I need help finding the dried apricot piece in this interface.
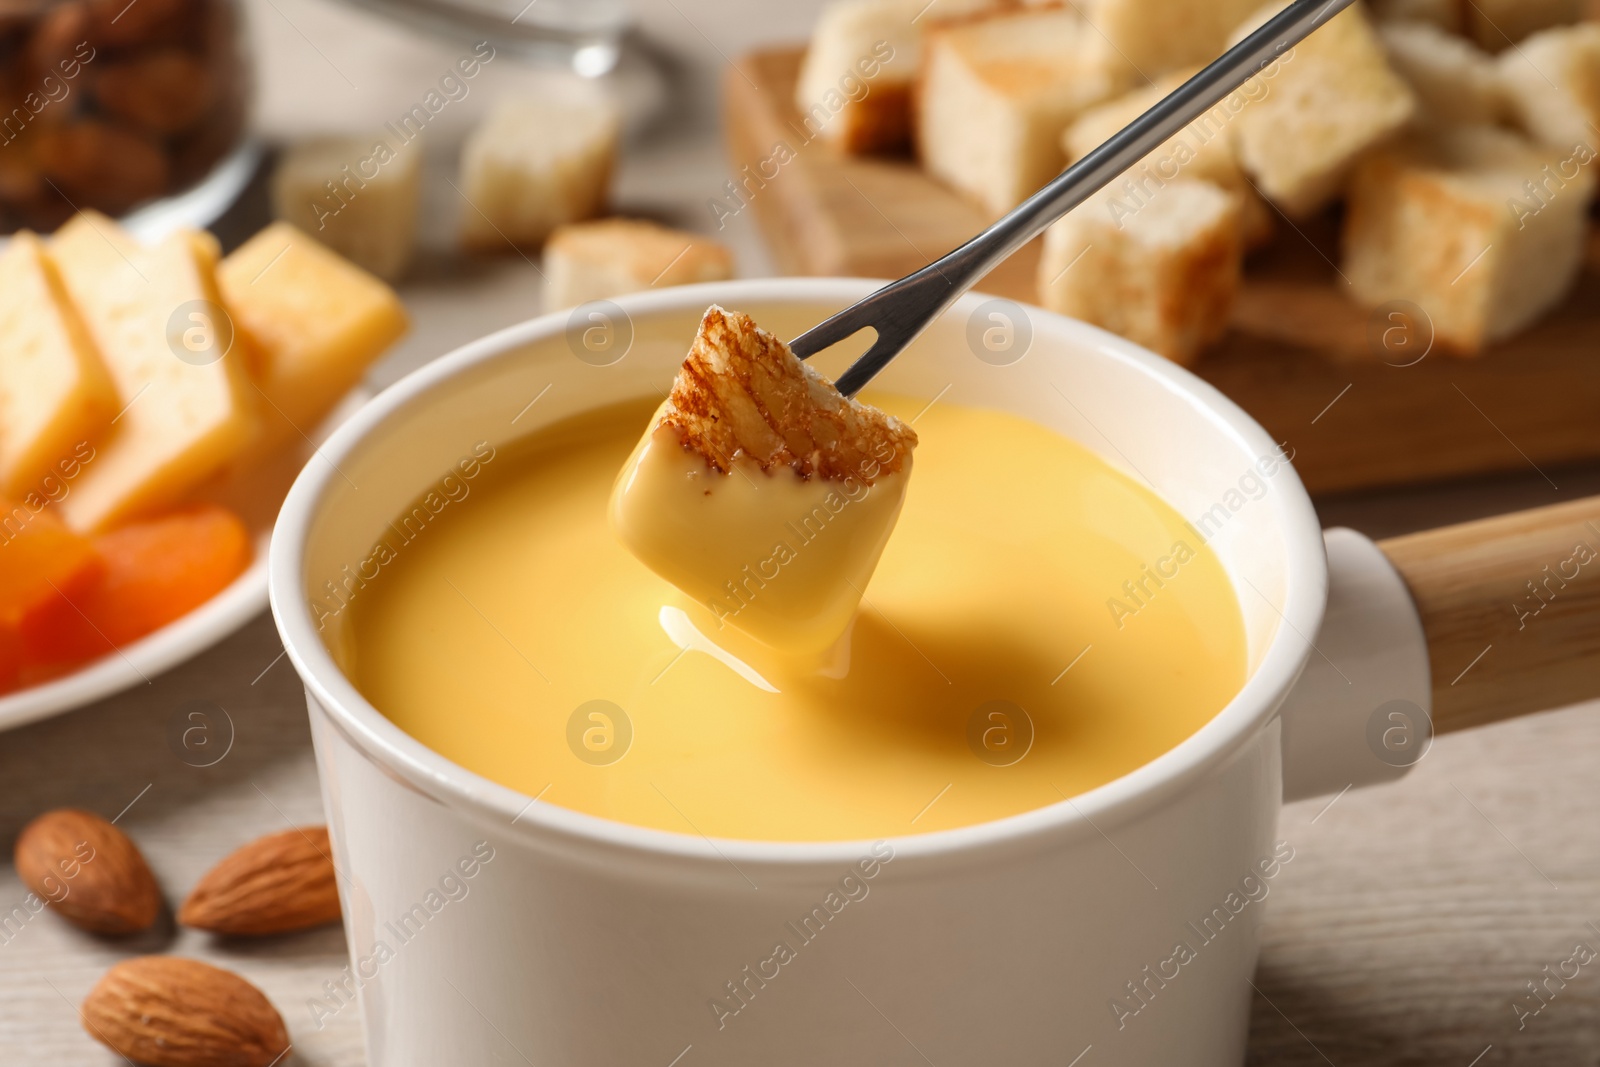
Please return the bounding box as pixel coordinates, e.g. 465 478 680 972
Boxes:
22 504 250 667
0 497 101 623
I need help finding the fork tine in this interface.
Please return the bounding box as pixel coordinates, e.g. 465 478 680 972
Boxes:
790 264 958 387
833 331 906 398
787 297 887 361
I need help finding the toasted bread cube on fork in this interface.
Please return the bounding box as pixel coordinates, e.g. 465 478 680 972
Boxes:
611 306 918 654
1498 23 1600 149
916 6 1124 217
1380 20 1509 125
543 219 733 310
459 95 619 252
1037 179 1242 366
1228 2 1416 217
646 306 916 482
1344 125 1595 354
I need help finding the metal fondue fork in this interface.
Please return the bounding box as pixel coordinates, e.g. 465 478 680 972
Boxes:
788 0 1356 396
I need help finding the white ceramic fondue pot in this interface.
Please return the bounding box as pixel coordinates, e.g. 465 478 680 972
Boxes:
270 279 1600 1067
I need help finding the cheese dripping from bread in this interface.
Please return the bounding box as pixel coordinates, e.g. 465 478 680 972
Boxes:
610 306 918 655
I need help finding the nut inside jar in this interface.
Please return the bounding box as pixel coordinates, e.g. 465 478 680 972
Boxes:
0 0 249 233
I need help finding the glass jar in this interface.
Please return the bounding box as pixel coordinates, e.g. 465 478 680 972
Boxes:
0 0 252 234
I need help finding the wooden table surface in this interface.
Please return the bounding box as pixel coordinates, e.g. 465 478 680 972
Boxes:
6 1 1600 1063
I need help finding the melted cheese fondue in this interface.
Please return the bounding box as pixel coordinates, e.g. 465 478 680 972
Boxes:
339 397 1246 842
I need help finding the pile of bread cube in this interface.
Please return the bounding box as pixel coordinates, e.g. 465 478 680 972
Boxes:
797 0 1600 363
269 89 735 311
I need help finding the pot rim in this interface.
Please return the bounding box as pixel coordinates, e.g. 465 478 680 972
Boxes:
269 278 1326 872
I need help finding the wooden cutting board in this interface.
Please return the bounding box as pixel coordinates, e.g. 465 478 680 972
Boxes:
723 47 1600 496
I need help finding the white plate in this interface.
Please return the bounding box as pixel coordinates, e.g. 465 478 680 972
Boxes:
0 537 271 732
0 388 370 733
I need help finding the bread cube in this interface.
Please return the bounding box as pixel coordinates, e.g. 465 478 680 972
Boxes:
794 0 1000 154
1063 70 1274 247
611 306 917 654
217 223 409 452
1036 178 1242 365
51 215 258 531
1064 71 1237 189
796 0 911 153
1465 0 1583 50
1499 23 1600 148
543 219 732 310
917 6 1123 217
271 135 421 282
1344 125 1595 354
0 232 119 499
459 95 618 252
1080 0 1268 83
1370 0 1463 32
1228 3 1416 217
1380 21 1508 125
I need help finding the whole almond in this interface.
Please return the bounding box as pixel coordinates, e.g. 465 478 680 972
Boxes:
81 956 290 1067
14 808 160 934
179 826 341 936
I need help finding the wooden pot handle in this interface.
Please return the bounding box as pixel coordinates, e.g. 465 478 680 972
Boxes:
1379 495 1600 735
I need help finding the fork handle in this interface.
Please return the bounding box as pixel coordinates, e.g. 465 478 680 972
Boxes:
790 0 1358 395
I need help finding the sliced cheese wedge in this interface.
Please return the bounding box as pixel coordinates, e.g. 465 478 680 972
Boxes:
611 306 918 655
0 232 119 499
51 212 258 532
216 222 409 451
